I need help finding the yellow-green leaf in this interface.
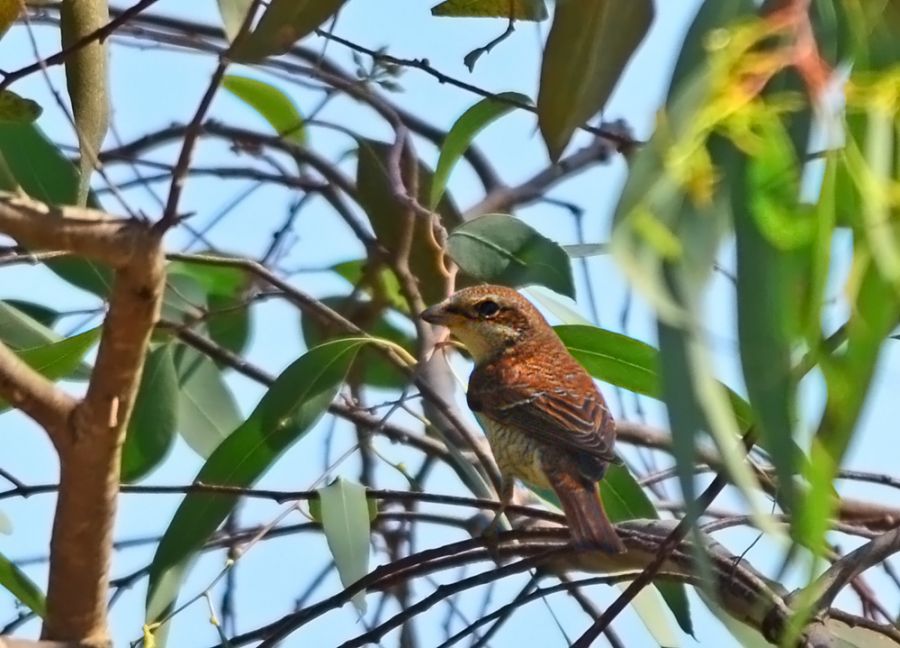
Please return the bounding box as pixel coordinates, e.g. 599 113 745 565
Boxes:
232 0 346 62
431 0 547 21
0 91 42 123
318 477 371 614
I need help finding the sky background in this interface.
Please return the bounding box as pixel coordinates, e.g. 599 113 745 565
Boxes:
1 1 899 647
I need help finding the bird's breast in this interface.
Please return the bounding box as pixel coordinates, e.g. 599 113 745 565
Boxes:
482 418 550 489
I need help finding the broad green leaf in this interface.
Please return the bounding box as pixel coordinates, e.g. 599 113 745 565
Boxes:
431 0 548 20
217 0 255 41
332 259 407 313
537 0 653 160
555 325 658 396
232 0 346 62
14 326 100 381
430 92 531 208
173 345 242 458
447 213 575 298
206 292 252 357
121 344 179 483
4 300 59 329
0 550 46 618
0 301 61 350
317 477 371 614
223 75 306 145
60 0 109 205
146 338 364 626
166 258 248 296
356 139 461 305
0 90 42 123
0 123 111 294
301 296 414 389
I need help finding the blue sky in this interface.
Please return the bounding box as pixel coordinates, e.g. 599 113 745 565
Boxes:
2 1 899 646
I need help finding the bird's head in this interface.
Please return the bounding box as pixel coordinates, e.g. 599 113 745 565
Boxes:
419 285 551 363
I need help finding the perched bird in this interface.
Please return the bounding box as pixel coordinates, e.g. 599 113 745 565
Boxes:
420 285 625 553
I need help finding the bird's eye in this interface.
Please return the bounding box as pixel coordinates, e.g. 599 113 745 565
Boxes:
475 299 500 318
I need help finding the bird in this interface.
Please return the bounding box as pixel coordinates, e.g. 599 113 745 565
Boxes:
420 284 625 553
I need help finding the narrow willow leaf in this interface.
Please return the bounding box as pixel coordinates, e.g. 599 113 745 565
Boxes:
430 92 531 208
232 0 345 62
3 300 59 329
0 551 46 618
223 75 306 145
447 213 575 298
60 0 109 205
537 0 653 160
217 0 255 42
173 346 242 458
121 344 179 483
146 338 365 627
318 477 371 614
431 0 547 20
0 90 42 123
0 123 111 293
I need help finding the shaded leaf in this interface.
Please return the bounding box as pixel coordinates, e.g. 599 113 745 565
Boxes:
447 213 575 298
13 327 100 381
146 338 365 625
217 0 255 41
4 300 59 329
318 477 371 613
562 243 607 258
0 0 21 39
0 123 111 293
173 345 243 458
537 0 653 160
60 0 109 205
431 0 547 20
223 75 306 145
232 0 346 62
0 301 61 350
356 139 460 304
0 90 42 123
0 550 45 618
431 91 532 208
332 259 408 313
122 344 179 483
301 296 414 389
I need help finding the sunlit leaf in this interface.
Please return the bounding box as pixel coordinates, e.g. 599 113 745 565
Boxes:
0 509 10 535
447 213 575 298
232 0 346 62
0 550 46 618
146 338 365 627
173 346 243 458
0 91 42 123
431 0 547 20
13 326 100 382
537 0 653 160
217 0 255 41
223 75 306 145
431 92 530 209
317 477 371 614
122 344 179 483
0 0 21 39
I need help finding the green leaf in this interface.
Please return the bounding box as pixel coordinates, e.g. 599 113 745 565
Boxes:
0 509 10 535
231 0 346 62
0 550 46 618
3 300 59 329
206 292 252 357
562 243 607 258
60 0 109 205
223 75 306 145
317 477 371 614
332 259 408 313
431 0 548 20
121 344 179 483
217 0 255 41
447 213 575 298
173 346 243 458
537 0 653 160
0 123 111 294
301 296 414 389
14 326 100 381
0 0 21 40
356 139 461 304
431 92 530 209
0 301 61 350
555 325 658 395
146 338 364 626
524 286 593 325
0 90 42 123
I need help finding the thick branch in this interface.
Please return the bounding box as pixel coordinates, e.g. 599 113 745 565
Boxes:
0 342 76 437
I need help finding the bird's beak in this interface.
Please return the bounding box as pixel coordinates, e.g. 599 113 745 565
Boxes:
420 302 450 325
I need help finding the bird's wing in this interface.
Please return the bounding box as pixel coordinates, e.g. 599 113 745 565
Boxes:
477 382 617 463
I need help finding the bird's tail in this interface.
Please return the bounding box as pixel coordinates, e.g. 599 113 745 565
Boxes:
552 478 625 554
